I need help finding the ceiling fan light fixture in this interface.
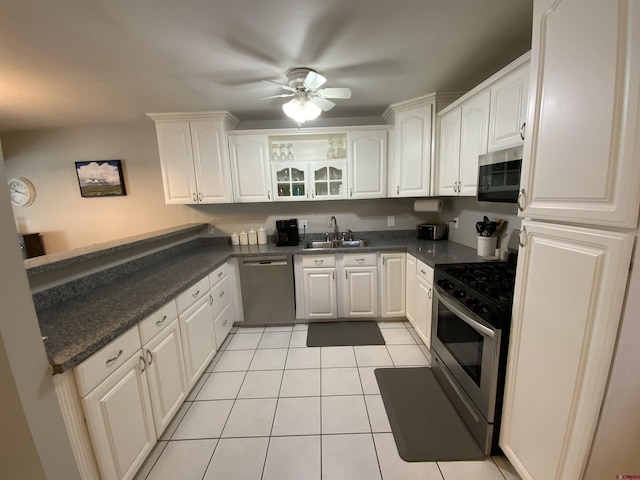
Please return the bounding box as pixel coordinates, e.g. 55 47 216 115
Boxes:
282 95 321 123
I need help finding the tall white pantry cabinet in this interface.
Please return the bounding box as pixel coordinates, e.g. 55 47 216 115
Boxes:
499 1 640 480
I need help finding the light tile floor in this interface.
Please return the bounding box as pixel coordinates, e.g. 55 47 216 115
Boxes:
135 321 521 480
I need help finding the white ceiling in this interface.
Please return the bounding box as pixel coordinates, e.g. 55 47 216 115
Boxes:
0 0 532 133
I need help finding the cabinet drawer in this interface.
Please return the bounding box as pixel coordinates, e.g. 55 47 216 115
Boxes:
176 276 210 314
343 253 377 267
138 300 179 345
208 263 229 288
302 255 336 267
75 327 142 397
214 303 234 350
211 275 232 319
416 259 434 283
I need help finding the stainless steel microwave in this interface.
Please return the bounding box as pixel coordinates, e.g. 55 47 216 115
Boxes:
477 146 523 203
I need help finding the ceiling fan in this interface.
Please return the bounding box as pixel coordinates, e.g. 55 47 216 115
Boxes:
263 68 352 123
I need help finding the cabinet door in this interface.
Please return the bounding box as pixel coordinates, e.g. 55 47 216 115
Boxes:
405 254 417 324
272 163 309 201
414 277 432 348
343 267 378 318
500 221 633 480
393 104 433 197
519 0 640 228
179 295 217 389
155 121 197 205
310 161 347 200
229 135 272 203
459 90 490 195
213 302 234 350
349 130 387 199
190 119 233 203
144 319 188 437
379 253 406 317
82 352 155 480
488 63 529 152
303 268 337 319
437 107 462 196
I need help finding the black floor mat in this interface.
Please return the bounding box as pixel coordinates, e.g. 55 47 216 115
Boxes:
375 367 485 462
306 321 385 347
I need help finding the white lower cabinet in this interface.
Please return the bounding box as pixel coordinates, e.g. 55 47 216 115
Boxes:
143 318 188 435
405 254 418 323
179 293 217 389
303 267 338 319
82 351 155 480
414 260 434 347
379 253 406 317
343 253 378 318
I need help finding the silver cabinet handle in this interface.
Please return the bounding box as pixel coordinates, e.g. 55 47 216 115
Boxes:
209 294 213 305
517 188 526 212
332 270 335 280
355 258 365 263
192 290 200 298
307 192 309 198
519 226 527 248
428 287 432 300
217 271 223 278
139 355 146 373
219 291 225 297
312 190 315 198
420 269 426 275
198 192 203 202
146 349 153 366
520 122 526 140
106 349 123 366
346 271 348 279
155 315 167 327
223 319 228 326
396 186 399 195
268 190 271 200
350 188 353 197
192 193 197 202
314 259 324 265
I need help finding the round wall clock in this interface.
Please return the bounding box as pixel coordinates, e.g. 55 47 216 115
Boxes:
8 177 36 207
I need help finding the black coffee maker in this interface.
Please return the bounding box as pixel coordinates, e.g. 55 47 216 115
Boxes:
275 219 299 246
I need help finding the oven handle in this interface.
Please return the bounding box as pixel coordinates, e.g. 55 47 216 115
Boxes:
435 286 495 338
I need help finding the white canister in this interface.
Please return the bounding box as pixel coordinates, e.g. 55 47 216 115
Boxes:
239 230 248 245
257 226 267 245
477 236 498 257
248 228 258 245
230 232 239 246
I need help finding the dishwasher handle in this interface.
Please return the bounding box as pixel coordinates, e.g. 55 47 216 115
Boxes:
242 257 289 267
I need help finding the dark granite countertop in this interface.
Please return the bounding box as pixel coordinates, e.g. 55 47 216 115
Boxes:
38 233 482 373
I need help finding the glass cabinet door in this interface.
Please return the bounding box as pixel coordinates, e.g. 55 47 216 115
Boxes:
272 164 308 201
310 161 347 200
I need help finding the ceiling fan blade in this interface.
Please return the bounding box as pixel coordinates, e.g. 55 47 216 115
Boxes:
262 79 296 92
311 96 336 111
317 87 352 99
261 93 295 99
303 71 327 90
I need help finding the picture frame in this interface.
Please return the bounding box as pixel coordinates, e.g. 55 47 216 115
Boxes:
75 160 126 197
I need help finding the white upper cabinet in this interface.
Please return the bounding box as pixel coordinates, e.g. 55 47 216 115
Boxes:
149 112 237 205
519 0 640 228
437 107 462 196
228 134 273 203
349 130 387 199
459 90 491 195
488 63 529 152
386 98 434 197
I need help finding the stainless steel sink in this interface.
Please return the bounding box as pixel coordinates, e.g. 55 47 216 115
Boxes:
305 239 368 249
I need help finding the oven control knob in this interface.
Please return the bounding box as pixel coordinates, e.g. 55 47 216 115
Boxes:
465 298 477 309
473 303 489 316
437 279 454 291
453 289 465 300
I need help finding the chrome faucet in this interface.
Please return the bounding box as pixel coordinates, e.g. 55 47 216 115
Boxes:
329 216 338 241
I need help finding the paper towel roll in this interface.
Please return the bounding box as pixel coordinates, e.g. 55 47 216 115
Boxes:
413 199 442 212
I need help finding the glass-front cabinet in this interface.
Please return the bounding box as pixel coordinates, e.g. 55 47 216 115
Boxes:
272 164 308 201
310 161 347 200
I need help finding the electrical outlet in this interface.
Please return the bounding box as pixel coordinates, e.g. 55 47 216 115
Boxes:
300 219 308 229
387 215 396 227
452 217 459 229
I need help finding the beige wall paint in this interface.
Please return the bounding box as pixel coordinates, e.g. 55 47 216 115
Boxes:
2 123 437 254
0 147 81 479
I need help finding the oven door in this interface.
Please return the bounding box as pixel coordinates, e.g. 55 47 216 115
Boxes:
432 286 502 422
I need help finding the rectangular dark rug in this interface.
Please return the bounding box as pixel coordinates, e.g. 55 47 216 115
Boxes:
375 367 485 462
306 321 385 347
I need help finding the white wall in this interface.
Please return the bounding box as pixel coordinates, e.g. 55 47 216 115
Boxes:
0 145 81 479
2 123 436 254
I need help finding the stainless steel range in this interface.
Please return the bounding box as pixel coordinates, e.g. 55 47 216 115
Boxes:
432 259 516 455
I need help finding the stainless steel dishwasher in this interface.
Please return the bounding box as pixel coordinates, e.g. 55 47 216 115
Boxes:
238 255 296 325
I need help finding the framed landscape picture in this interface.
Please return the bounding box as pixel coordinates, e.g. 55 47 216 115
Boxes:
75 160 126 197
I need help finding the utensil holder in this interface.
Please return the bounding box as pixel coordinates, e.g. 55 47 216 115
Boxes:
477 236 498 257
